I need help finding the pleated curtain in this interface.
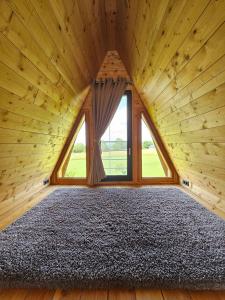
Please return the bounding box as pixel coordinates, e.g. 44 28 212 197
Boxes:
88 78 128 185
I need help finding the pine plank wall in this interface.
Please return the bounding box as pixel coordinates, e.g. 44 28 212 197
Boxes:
117 0 225 217
0 0 225 221
0 0 112 208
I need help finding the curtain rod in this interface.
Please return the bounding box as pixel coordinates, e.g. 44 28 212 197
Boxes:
93 78 133 85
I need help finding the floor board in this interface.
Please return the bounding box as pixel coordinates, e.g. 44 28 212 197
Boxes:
136 289 164 300
108 289 136 300
0 289 225 300
162 289 191 300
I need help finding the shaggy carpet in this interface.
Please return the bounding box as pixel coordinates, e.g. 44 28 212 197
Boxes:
0 187 225 289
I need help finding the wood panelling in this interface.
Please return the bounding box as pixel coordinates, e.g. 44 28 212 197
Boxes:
104 0 117 50
116 0 225 215
1 0 225 295
1 0 225 222
96 50 130 79
0 0 108 205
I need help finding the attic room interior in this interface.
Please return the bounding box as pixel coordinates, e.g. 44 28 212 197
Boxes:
0 0 225 299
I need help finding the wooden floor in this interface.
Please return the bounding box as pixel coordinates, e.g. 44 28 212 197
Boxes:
0 185 225 300
0 288 225 300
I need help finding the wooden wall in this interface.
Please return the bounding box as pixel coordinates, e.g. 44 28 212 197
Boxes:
0 0 108 210
116 0 225 216
1 0 225 219
96 50 130 80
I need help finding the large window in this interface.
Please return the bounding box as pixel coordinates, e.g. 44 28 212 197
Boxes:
53 91 177 184
101 92 132 181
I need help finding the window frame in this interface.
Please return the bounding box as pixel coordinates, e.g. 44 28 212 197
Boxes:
136 108 179 185
51 88 179 186
140 113 172 179
57 115 88 180
101 90 132 182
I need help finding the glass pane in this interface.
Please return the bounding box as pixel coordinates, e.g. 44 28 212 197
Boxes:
142 117 168 177
101 95 128 176
62 120 86 178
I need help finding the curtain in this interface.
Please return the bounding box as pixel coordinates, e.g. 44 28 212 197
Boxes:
88 78 128 185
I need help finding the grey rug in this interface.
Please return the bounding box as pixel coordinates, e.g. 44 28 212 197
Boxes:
0 187 225 290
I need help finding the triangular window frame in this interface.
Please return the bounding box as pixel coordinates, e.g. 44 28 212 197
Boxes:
58 115 87 179
137 103 179 184
51 106 90 185
141 114 171 178
51 89 178 186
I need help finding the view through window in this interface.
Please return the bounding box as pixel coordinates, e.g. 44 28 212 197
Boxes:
141 116 170 177
58 102 171 180
60 118 86 178
101 95 128 176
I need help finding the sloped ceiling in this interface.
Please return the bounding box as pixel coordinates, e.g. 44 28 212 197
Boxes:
116 0 225 215
0 0 109 204
0 0 225 217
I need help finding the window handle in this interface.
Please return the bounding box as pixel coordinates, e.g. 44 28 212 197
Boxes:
128 147 132 156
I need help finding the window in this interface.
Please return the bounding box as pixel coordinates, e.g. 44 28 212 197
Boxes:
52 91 178 185
141 115 171 177
58 116 86 178
100 92 132 181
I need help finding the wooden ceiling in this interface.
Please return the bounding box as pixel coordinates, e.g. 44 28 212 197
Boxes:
116 0 225 216
0 0 225 217
0 0 109 205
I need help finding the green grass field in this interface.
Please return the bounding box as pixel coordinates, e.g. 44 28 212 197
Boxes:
142 149 165 177
64 149 165 178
